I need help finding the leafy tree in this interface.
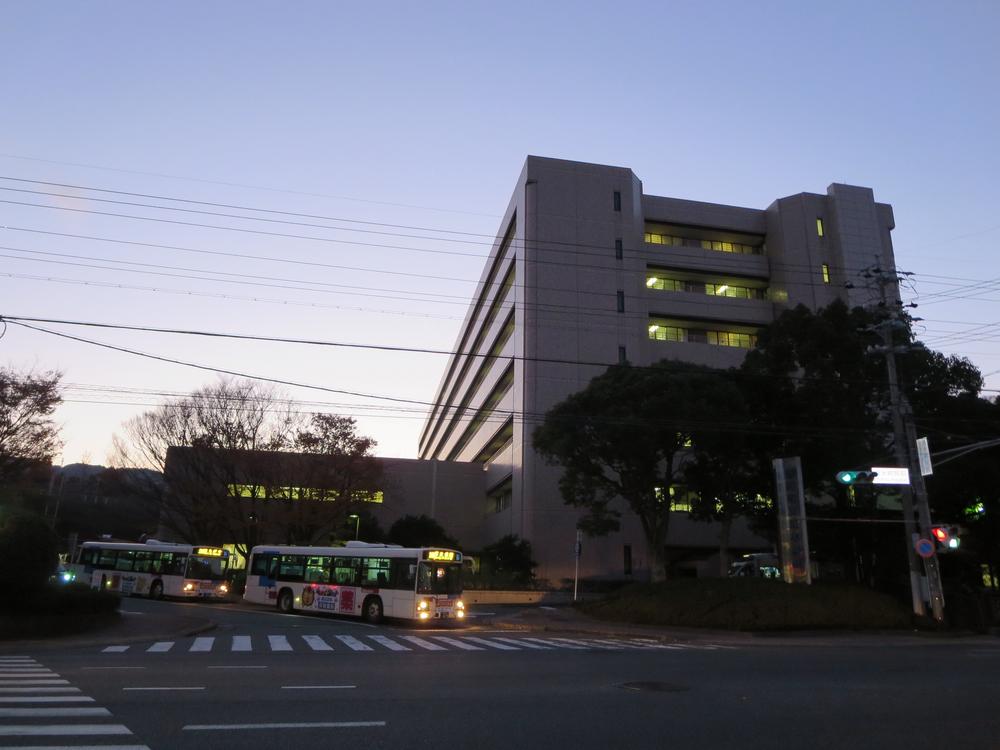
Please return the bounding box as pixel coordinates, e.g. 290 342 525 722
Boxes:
533 362 747 580
478 534 536 588
387 515 458 549
0 368 62 482
0 510 58 597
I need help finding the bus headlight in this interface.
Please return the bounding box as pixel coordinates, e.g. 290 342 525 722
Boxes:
183 582 195 592
419 612 430 620
417 599 430 611
456 609 465 619
455 600 465 610
218 584 229 594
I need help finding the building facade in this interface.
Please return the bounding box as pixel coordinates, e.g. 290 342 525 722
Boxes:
418 156 898 583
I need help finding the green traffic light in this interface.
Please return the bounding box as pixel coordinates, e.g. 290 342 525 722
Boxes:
835 470 878 485
836 471 858 484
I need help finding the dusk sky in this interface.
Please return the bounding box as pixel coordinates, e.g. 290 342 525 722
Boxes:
2 1 998 465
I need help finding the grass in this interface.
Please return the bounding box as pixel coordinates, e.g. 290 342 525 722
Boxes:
578 578 912 631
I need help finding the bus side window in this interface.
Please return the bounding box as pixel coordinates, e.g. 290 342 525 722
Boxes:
150 552 163 575
361 557 390 587
250 554 272 577
133 551 152 573
98 549 117 568
391 559 416 590
277 555 305 582
333 557 359 586
172 554 189 577
304 556 331 583
115 550 136 572
79 548 95 566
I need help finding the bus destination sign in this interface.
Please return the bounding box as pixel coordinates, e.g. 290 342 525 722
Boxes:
195 547 225 558
425 549 460 562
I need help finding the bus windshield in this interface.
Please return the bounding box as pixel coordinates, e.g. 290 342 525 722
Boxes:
187 555 228 581
416 563 462 595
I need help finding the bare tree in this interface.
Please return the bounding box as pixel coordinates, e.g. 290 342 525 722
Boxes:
0 367 62 482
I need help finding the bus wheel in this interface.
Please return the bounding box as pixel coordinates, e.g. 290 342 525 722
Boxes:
149 580 163 600
277 588 295 614
362 596 383 624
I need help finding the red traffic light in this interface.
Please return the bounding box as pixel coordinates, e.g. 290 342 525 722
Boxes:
931 527 949 543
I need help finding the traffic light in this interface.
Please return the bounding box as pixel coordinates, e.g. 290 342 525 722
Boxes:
835 470 879 485
931 525 961 551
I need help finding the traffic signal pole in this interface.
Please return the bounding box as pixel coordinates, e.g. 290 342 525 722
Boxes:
871 267 945 622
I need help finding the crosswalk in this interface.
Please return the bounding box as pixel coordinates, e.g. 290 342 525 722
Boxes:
99 633 733 655
0 654 149 748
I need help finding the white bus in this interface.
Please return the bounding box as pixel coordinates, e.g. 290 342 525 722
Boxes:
72 540 231 600
243 541 465 623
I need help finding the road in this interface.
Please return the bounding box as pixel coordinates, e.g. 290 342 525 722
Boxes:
2 598 999 749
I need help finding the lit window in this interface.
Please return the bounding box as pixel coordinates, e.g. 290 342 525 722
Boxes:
822 264 830 284
816 218 825 237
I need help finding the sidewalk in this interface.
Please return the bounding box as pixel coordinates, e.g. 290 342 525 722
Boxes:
481 604 999 648
0 610 215 654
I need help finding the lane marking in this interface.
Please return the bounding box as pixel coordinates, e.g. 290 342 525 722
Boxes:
335 635 372 651
398 636 446 651
521 638 586 650
367 635 409 652
207 665 267 669
183 721 386 731
268 635 292 652
82 667 146 671
0 695 94 703
547 637 616 650
0 687 81 694
0 707 112 717
302 635 333 652
0 746 150 750
190 637 214 652
462 637 521 651
103 646 129 653
231 635 252 652
492 637 551 650
146 642 173 653
280 685 356 690
0 680 69 686
430 637 483 651
0 723 133 736
123 687 205 691
0 672 59 678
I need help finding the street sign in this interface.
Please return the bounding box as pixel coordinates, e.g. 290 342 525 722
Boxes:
916 437 933 476
871 466 911 485
914 537 935 559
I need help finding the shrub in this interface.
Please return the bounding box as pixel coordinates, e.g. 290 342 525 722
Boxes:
0 510 58 597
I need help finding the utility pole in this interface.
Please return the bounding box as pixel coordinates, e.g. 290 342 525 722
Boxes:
865 265 945 622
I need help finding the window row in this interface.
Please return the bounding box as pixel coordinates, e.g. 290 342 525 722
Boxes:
644 232 762 255
647 324 758 349
250 553 414 589
646 275 767 300
226 485 384 504
78 548 189 576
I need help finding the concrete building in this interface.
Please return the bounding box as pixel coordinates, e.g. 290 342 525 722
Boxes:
418 156 898 584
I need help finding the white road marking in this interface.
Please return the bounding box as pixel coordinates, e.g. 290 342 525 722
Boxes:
207 665 267 669
398 636 446 651
190 637 214 652
335 635 372 651
302 635 333 652
0 746 150 750
547 637 616 650
231 636 252 652
521 637 587 650
462 637 521 651
123 687 205 691
0 707 111 717
0 672 58 678
0 696 94 703
0 687 81 693
82 667 145 671
430 637 483 651
0 723 133 736
280 685 356 690
0 667 52 671
102 646 130 653
0 680 69 686
368 635 409 651
268 635 292 652
183 721 386 731
492 637 551 649
146 642 173 653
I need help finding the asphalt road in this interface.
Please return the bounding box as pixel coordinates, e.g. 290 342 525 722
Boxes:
3 598 999 750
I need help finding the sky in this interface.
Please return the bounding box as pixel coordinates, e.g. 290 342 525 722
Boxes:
1 1 998 466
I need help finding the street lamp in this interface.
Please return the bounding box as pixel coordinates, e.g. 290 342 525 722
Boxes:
348 514 360 541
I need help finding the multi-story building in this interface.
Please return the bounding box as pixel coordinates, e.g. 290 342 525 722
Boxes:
418 156 898 584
